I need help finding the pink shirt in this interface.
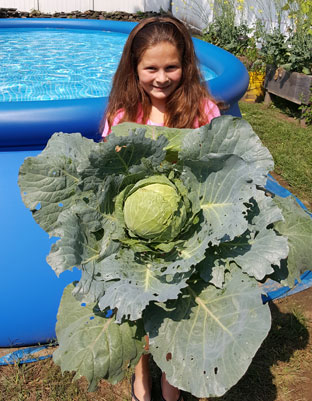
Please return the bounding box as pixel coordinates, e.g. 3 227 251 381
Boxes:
102 99 220 137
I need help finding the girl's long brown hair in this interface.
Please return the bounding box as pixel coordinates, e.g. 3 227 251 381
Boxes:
102 15 217 132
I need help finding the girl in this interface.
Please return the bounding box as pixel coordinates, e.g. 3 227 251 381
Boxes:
101 15 220 401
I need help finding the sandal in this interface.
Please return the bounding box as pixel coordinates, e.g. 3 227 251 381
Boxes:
131 373 153 401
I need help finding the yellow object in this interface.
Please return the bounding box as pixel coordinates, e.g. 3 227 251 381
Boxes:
243 71 265 102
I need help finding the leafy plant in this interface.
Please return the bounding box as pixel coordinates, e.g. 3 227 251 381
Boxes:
300 92 312 125
285 33 312 74
18 116 312 398
203 15 266 72
260 28 312 74
260 28 289 68
203 17 252 57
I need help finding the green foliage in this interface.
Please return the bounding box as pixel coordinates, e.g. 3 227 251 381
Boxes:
286 33 312 74
260 29 289 67
300 93 312 125
260 29 312 74
282 0 312 35
202 16 266 72
200 0 311 74
203 17 252 56
18 116 312 398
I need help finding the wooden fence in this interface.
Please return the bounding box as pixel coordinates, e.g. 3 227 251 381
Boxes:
0 0 289 31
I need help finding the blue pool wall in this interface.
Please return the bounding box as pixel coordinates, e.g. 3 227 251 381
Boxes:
0 19 249 347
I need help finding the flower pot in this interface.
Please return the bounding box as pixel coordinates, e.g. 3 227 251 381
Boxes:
243 71 265 102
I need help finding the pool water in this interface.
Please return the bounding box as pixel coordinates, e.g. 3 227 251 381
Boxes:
0 28 217 102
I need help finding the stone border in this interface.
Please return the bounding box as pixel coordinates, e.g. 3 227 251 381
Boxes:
0 7 162 21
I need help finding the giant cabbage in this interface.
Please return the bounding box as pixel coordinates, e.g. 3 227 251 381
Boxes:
18 115 312 398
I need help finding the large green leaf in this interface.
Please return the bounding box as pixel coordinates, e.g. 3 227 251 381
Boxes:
248 190 284 228
97 248 191 322
47 204 121 277
145 265 271 398
182 155 254 244
86 130 167 176
111 122 192 162
180 116 274 186
18 133 94 235
272 196 312 286
199 191 289 284
200 227 288 283
54 283 146 391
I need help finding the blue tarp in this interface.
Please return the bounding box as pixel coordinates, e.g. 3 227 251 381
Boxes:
0 345 53 366
262 174 312 302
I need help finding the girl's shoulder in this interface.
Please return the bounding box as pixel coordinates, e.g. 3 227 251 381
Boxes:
194 98 220 128
202 98 220 120
102 109 125 138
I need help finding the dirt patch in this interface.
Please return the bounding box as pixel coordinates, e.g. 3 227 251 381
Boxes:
271 289 312 401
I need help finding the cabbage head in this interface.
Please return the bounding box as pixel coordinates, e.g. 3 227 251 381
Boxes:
18 115 312 398
120 175 187 242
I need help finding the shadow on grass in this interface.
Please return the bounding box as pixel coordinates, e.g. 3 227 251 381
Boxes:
150 301 309 401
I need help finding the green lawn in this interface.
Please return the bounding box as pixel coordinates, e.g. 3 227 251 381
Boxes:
239 101 312 209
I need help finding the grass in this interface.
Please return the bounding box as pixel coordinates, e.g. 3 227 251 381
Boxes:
239 101 312 209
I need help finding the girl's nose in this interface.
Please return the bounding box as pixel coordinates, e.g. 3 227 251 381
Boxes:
156 70 169 84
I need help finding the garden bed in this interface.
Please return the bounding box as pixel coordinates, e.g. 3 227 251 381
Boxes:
264 66 312 105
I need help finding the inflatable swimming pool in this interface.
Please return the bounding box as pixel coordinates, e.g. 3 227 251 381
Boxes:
0 19 249 347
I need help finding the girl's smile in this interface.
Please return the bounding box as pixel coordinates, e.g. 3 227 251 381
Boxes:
137 41 182 108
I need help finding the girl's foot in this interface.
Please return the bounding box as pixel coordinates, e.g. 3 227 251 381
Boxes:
132 354 152 401
160 372 183 401
132 373 152 401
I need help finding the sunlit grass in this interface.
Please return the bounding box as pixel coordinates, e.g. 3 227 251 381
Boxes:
239 101 312 209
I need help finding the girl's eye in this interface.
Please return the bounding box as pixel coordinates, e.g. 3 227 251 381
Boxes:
167 66 179 71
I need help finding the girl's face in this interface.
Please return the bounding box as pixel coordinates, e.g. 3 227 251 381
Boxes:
137 41 182 108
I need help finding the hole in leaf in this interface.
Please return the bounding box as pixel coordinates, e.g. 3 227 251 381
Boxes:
81 303 86 307
203 371 206 375
166 353 172 361
90 316 95 320
214 367 218 374
59 203 63 207
153 293 158 297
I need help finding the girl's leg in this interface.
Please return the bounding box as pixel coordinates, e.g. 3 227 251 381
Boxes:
132 354 152 401
161 372 183 401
